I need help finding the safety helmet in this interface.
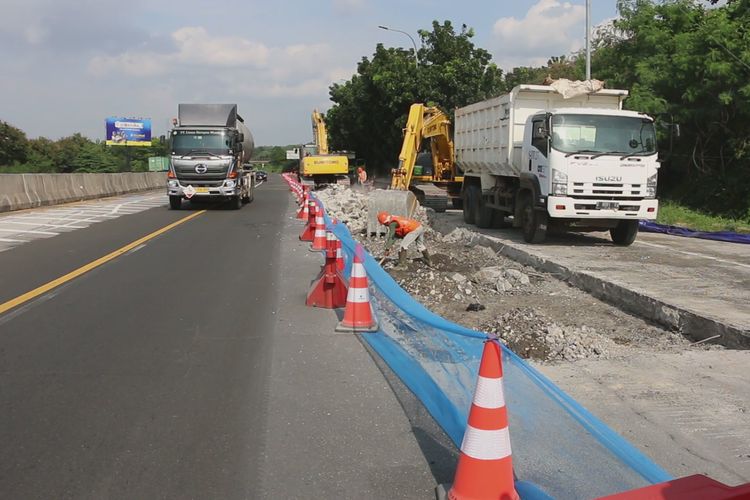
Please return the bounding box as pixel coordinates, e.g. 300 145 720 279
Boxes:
377 211 391 225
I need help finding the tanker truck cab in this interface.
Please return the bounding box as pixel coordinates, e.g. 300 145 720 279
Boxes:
521 108 659 244
167 104 255 210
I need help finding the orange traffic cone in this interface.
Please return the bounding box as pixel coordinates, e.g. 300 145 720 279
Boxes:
306 230 348 308
299 200 316 241
297 190 309 219
335 248 378 332
310 212 327 251
442 339 518 500
335 238 345 272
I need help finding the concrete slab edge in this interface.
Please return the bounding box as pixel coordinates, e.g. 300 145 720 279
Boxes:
433 224 749 349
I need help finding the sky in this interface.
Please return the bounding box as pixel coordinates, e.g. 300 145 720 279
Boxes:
0 0 618 146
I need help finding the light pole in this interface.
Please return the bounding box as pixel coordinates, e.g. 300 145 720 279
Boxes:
378 25 419 69
585 0 591 80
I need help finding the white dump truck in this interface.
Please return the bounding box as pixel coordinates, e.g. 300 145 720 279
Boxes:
456 84 660 245
167 104 255 210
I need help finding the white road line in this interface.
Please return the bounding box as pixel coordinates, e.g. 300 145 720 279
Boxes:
0 228 58 235
0 237 27 243
0 221 87 229
637 241 750 270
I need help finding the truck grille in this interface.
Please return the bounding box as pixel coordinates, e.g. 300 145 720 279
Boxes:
571 182 643 198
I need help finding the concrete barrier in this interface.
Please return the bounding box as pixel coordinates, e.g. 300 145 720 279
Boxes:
0 172 165 213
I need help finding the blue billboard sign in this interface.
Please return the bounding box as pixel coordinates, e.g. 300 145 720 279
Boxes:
106 117 152 146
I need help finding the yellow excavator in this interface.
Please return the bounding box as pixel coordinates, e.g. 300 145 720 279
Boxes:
366 103 463 235
389 103 463 212
298 110 350 187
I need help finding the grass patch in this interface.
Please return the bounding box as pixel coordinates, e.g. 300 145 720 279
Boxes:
657 201 750 234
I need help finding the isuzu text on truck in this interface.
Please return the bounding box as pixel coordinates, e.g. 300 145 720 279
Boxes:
456 84 660 245
167 104 255 210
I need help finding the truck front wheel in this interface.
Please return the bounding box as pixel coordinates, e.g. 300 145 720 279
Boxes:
521 195 547 243
610 220 639 246
169 196 182 210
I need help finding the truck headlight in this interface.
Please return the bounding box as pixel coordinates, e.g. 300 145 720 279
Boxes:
646 173 657 198
552 169 568 196
168 180 178 188
225 179 236 188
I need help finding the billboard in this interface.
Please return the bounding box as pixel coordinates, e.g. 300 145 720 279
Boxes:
106 117 152 146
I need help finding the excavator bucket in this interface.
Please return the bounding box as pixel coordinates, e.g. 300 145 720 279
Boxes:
366 189 419 236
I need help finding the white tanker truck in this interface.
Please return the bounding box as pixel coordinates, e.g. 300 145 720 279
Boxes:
167 104 255 209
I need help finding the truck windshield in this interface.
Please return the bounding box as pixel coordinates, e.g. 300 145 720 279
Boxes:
551 114 656 156
171 130 231 155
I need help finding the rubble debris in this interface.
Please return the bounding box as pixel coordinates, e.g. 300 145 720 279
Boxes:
314 184 696 363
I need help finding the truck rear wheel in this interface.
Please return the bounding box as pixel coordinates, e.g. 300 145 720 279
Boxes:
462 186 476 224
521 195 547 243
169 196 181 210
473 189 493 229
610 220 639 246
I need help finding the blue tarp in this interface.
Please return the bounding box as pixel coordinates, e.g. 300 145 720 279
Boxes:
313 196 671 499
640 220 750 244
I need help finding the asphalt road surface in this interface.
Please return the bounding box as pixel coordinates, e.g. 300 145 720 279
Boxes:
0 177 438 499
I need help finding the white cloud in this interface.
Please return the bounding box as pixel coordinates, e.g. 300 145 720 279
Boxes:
492 0 585 69
332 0 366 15
171 27 270 67
87 26 343 100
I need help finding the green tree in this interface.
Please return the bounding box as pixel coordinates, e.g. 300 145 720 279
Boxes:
326 20 505 169
0 120 29 166
593 0 750 216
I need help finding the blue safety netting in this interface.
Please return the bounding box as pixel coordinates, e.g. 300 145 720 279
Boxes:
311 195 671 499
640 220 750 244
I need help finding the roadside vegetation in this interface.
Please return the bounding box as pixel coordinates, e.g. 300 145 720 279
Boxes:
657 201 750 234
0 125 168 173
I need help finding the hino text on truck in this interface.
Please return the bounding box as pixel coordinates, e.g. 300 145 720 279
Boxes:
456 81 660 246
167 104 255 210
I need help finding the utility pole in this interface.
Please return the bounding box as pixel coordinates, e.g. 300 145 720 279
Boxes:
585 0 591 80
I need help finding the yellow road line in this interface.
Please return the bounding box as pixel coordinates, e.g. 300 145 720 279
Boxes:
0 210 206 316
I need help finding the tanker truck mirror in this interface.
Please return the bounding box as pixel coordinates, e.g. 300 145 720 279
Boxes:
237 133 245 142
235 143 244 153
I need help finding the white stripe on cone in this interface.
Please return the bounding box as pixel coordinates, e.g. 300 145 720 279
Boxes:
460 426 512 461
351 263 367 278
346 287 369 303
473 375 506 409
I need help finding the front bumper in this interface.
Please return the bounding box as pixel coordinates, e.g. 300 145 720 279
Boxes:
167 181 240 198
547 196 658 220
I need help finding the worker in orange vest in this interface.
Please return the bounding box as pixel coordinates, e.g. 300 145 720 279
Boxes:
377 211 431 266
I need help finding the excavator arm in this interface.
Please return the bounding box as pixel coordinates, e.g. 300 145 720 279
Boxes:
311 110 329 155
423 107 455 182
391 104 425 190
391 104 456 190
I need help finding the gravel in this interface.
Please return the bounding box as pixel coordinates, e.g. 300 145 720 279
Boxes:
314 185 698 362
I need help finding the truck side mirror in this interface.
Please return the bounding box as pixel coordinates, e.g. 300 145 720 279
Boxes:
237 133 245 142
235 143 244 153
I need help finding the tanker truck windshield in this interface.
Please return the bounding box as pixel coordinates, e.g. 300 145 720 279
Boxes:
551 114 656 157
171 130 232 156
